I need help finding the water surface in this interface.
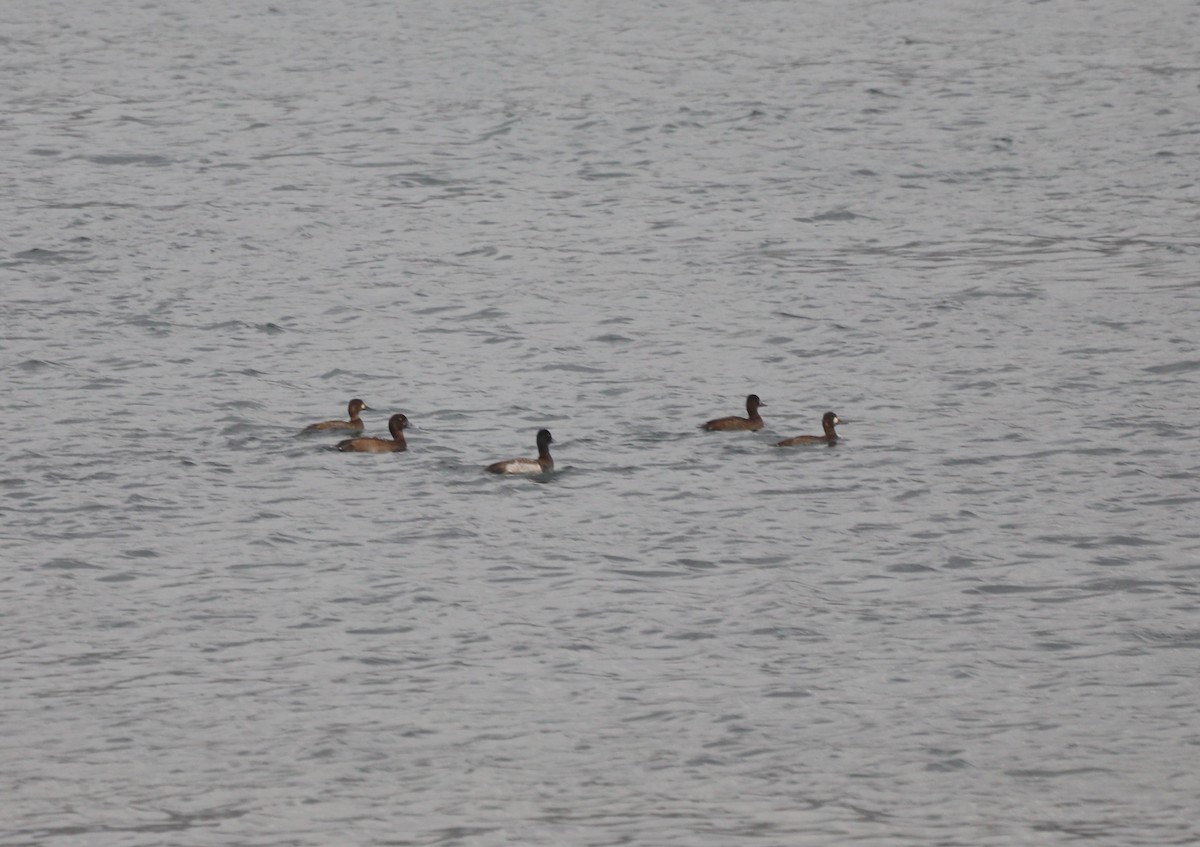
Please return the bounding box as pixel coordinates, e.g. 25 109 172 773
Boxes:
3 0 1199 844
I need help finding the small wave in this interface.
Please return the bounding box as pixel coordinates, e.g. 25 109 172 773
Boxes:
12 248 88 264
86 153 173 166
810 209 860 222
540 363 605 373
967 584 1049 594
42 558 101 570
12 358 64 372
1143 359 1200 375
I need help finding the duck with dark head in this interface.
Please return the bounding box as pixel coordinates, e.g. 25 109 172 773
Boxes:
337 413 408 453
701 394 765 431
487 429 554 474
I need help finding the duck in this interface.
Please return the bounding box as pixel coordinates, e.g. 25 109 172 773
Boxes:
336 413 408 453
701 394 765 431
486 429 554 474
775 412 841 447
306 398 370 432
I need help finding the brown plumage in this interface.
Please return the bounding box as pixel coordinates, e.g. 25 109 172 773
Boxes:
306 398 370 431
337 414 408 453
775 412 841 447
701 394 765 431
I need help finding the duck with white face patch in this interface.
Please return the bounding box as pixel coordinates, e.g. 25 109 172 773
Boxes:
305 398 370 432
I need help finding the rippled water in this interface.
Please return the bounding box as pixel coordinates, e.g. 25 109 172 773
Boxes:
4 0 1200 843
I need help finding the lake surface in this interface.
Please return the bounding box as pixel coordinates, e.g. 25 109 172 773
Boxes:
3 0 1199 844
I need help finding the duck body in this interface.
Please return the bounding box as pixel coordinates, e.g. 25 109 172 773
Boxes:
306 398 370 432
775 412 841 447
487 429 554 474
702 394 765 431
337 413 408 453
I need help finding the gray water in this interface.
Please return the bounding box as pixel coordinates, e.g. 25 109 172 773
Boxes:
4 0 1200 843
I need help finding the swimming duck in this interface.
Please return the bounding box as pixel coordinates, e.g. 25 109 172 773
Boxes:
306 398 370 431
701 394 765 431
775 412 841 447
486 429 554 474
336 413 408 453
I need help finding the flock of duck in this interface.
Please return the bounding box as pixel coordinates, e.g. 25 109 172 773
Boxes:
304 394 842 474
